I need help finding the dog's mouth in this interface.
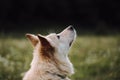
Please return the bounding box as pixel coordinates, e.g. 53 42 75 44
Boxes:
69 40 73 46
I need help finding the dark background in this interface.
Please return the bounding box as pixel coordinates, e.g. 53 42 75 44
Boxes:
0 0 119 35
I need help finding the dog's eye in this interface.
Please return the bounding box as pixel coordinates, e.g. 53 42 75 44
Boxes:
57 35 60 39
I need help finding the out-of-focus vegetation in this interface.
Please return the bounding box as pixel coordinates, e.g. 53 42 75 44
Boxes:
70 36 120 80
0 35 120 80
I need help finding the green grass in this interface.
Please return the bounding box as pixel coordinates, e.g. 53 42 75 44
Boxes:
0 35 120 80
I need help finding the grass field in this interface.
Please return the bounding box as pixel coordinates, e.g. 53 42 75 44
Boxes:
0 35 120 80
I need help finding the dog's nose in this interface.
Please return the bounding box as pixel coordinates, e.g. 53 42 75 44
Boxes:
68 25 74 31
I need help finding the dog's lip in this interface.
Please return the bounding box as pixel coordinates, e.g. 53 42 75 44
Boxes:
69 40 73 46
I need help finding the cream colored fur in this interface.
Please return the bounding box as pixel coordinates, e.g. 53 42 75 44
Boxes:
23 26 76 80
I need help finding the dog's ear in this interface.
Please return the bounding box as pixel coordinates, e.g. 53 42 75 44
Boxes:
26 33 39 46
37 34 49 46
37 34 55 59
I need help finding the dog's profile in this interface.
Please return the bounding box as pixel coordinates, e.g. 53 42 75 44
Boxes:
23 26 76 80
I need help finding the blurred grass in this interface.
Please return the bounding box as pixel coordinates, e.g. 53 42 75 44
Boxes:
0 35 120 80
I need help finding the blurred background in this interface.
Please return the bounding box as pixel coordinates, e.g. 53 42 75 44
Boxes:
0 0 120 35
0 0 120 80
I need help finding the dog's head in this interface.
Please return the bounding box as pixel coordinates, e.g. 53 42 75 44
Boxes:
26 25 76 62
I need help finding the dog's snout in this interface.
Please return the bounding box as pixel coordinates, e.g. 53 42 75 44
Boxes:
68 25 74 31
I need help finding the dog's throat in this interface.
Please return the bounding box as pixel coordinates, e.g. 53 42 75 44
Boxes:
46 71 67 79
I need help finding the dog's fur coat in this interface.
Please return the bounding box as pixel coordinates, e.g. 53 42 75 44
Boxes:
23 26 76 80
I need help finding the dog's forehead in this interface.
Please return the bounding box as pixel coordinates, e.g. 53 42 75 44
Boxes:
45 33 58 42
46 33 57 37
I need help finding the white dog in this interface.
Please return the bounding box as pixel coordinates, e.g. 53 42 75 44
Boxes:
23 26 76 80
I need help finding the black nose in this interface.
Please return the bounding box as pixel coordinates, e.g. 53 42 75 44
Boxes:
68 25 74 31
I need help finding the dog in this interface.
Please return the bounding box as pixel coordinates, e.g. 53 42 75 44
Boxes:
23 25 76 80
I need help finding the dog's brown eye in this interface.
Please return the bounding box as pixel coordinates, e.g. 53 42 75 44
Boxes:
57 35 60 39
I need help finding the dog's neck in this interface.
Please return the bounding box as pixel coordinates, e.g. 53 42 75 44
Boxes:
46 71 67 79
30 50 74 77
